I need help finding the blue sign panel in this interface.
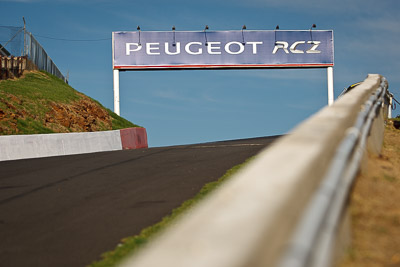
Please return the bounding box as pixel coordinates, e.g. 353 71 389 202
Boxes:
112 30 333 70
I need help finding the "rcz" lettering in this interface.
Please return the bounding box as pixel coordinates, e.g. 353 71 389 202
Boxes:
272 41 321 54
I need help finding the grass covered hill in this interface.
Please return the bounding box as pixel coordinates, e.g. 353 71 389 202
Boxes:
0 71 139 135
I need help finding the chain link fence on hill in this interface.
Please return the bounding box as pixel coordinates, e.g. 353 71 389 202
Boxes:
0 25 67 83
0 26 24 56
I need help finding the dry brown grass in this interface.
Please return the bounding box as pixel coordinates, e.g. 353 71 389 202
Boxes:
340 120 400 267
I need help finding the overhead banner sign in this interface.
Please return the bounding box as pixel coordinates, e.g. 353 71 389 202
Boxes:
112 30 333 70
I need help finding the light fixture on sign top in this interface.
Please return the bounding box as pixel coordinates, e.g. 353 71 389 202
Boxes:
172 26 176 46
241 25 247 45
310 24 316 43
204 25 209 46
274 25 279 44
137 25 141 46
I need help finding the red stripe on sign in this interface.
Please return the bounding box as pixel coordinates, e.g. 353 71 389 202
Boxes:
114 63 333 69
120 127 148 149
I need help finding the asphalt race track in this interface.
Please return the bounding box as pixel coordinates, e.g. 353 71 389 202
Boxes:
0 136 280 267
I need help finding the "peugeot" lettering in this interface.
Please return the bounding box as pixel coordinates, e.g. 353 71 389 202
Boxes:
126 41 263 56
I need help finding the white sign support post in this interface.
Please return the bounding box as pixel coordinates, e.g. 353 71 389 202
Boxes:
327 66 334 106
113 69 120 116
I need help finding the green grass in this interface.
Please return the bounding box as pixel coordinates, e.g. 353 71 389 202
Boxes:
88 157 254 267
86 97 139 129
16 118 55 134
0 71 138 134
383 174 397 183
1 71 80 105
108 109 138 130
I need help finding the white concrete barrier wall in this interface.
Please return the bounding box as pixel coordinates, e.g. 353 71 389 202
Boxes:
0 131 122 161
120 74 386 267
0 127 148 161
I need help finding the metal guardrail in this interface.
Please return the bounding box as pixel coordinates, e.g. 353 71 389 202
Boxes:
279 77 389 267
